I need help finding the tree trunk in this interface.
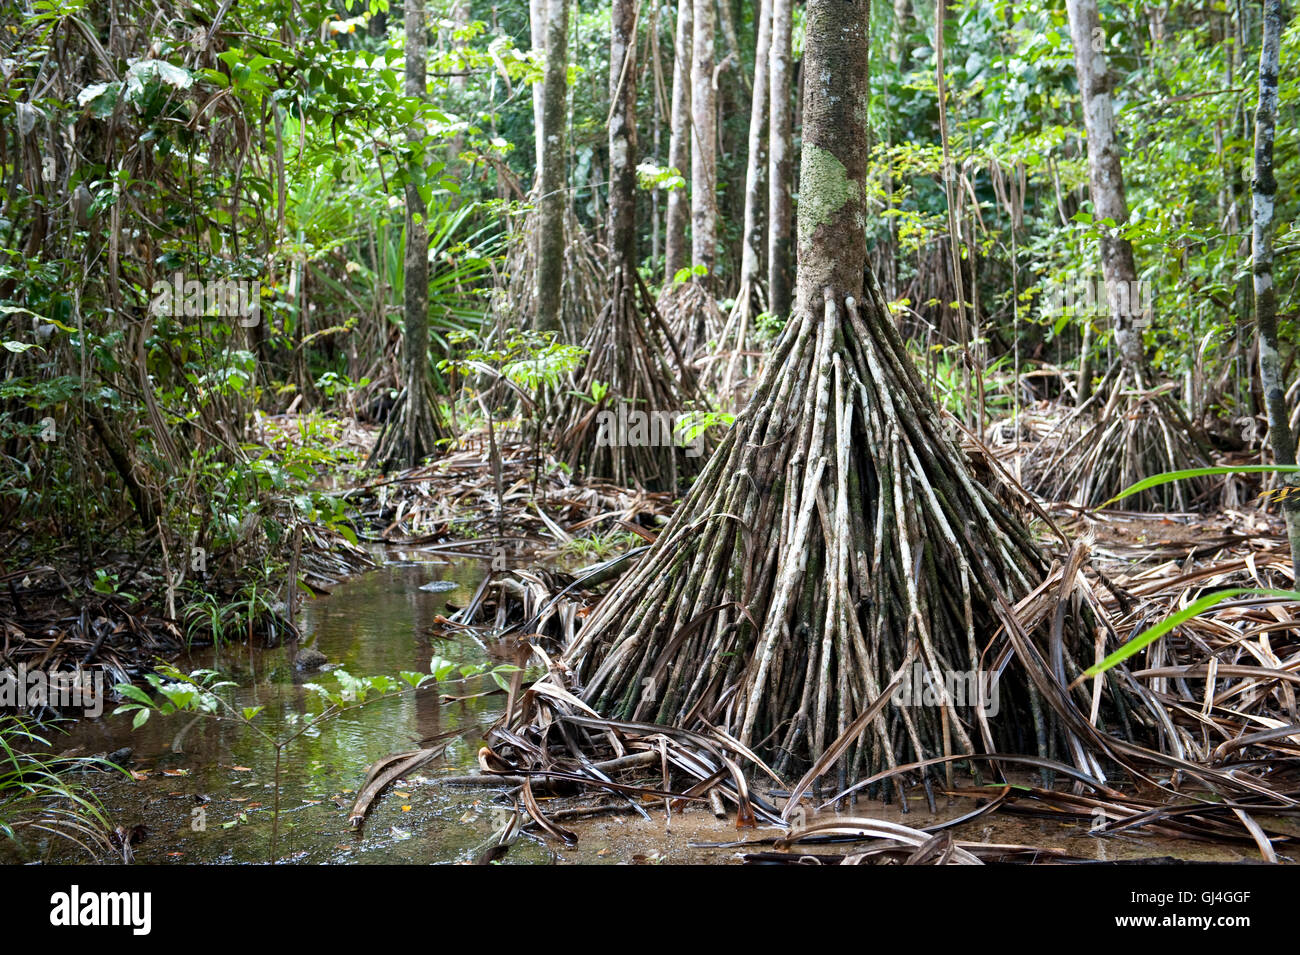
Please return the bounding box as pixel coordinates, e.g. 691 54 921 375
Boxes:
767 0 794 319
370 0 444 469
448 0 470 166
608 0 638 273
1064 0 1146 382
530 0 1123 787
713 0 773 396
557 0 703 491
530 0 547 172
534 0 569 335
1228 1 1253 417
1252 0 1300 577
717 0 744 89
878 1 911 300
1040 0 1212 510
649 2 666 265
664 0 693 284
796 0 869 301
890 0 913 72
402 0 431 463
736 0 772 310
690 0 717 292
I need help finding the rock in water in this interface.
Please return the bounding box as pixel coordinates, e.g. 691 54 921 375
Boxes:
418 580 458 593
295 646 328 670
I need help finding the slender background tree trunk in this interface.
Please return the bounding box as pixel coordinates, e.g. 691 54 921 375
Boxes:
530 0 547 172
767 0 794 318
371 0 443 468
690 0 717 291
608 0 638 273
890 0 913 72
737 0 772 310
1065 0 1147 383
448 0 470 166
535 0 569 334
1252 0 1300 577
402 0 430 463
664 0 693 284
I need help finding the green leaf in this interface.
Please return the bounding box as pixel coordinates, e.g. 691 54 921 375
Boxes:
489 664 522 691
1080 588 1300 680
430 656 458 681
132 707 150 729
1101 465 1300 508
115 683 154 706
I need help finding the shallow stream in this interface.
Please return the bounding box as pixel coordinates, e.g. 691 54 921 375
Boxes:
11 553 1263 865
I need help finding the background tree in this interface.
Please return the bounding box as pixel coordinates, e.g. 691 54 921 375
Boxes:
371 0 446 469
543 0 1112 783
530 0 547 171
738 0 772 311
534 0 570 335
663 0 694 285
447 0 471 166
1032 0 1213 509
716 0 773 398
1065 0 1149 389
1252 0 1300 577
690 0 718 293
766 0 794 320
557 0 701 490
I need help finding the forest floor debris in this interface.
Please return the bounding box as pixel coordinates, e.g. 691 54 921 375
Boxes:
343 423 675 554
430 467 1300 863
0 566 184 719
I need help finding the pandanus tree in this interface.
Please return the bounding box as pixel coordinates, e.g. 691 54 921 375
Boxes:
555 0 701 490
370 0 449 469
1032 0 1211 510
533 0 569 336
689 0 717 296
1252 0 1300 577
713 0 772 401
766 0 794 323
662 0 725 366
539 0 1113 779
500 0 605 342
663 0 693 286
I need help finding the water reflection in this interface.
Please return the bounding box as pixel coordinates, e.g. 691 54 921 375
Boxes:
6 554 1262 865
12 556 556 864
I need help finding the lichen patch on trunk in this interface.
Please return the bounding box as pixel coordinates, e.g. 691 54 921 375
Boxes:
797 144 859 247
